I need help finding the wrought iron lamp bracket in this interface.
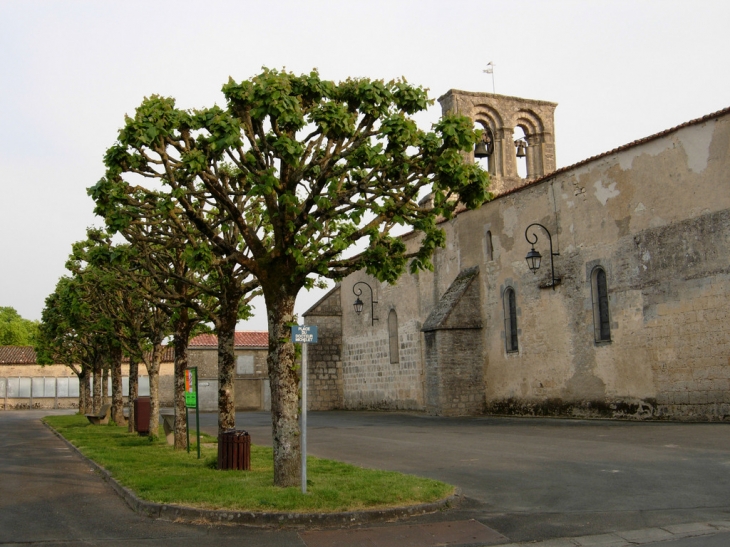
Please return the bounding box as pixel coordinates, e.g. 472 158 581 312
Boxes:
353 281 379 326
525 223 561 290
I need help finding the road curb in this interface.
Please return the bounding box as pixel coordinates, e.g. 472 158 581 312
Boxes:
43 421 461 528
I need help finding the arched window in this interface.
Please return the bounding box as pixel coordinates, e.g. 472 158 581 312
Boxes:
388 309 399 364
485 230 494 261
503 287 518 352
514 126 528 179
474 123 495 174
591 267 611 342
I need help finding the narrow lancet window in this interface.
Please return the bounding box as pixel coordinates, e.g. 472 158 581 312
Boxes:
591 267 611 342
388 309 399 364
503 287 519 352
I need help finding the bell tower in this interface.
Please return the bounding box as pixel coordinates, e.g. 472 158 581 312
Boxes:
439 90 557 196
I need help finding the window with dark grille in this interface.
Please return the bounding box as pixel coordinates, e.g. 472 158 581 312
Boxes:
503 287 519 352
591 266 611 342
388 309 399 364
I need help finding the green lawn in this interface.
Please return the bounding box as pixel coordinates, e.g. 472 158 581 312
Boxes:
44 414 454 513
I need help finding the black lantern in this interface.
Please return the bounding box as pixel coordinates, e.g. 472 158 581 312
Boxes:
353 282 378 325
524 223 560 289
525 247 542 273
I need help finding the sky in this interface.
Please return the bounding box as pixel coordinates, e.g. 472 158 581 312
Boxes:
1 0 728 330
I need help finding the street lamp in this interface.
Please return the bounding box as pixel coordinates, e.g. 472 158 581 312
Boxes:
524 223 560 289
353 281 378 326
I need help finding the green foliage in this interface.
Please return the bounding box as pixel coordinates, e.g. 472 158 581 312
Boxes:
44 414 453 512
35 275 117 369
0 307 39 346
93 67 491 294
90 67 491 485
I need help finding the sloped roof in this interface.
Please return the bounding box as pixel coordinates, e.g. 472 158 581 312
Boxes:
122 346 174 363
0 346 37 364
422 266 481 332
442 104 730 221
188 331 269 348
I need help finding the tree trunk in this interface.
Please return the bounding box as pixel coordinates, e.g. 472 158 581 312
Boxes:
173 317 192 449
102 365 110 407
110 344 125 425
92 364 102 413
217 311 237 435
265 289 301 487
128 357 138 433
146 344 162 438
80 368 91 414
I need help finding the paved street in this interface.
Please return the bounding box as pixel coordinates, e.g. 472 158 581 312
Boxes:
0 410 302 547
203 411 730 543
2 409 730 546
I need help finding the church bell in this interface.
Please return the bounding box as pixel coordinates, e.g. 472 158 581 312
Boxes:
474 140 491 158
515 140 527 158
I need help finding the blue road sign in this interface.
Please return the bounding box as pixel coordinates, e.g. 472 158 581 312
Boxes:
292 325 318 343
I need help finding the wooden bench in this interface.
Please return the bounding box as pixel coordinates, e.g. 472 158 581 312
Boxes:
85 404 112 425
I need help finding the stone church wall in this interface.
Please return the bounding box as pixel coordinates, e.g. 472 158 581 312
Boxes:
341 318 423 410
308 99 730 421
303 286 344 410
338 268 426 410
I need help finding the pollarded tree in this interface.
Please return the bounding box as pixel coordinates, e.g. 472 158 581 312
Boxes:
36 276 114 414
98 68 489 486
69 238 171 438
89 182 260 440
36 282 91 413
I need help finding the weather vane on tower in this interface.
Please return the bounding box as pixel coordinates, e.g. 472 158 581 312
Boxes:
483 62 495 94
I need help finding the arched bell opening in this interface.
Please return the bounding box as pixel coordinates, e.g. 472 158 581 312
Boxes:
513 125 528 179
474 122 495 175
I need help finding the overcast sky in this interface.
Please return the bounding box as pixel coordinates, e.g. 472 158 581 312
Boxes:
1 0 728 329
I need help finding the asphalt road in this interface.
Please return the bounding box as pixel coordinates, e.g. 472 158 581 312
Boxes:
2 409 730 546
0 410 302 547
201 410 730 542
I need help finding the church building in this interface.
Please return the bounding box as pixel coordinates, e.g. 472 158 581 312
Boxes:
304 89 730 421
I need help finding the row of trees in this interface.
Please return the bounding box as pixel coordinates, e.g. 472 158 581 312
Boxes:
36 68 489 486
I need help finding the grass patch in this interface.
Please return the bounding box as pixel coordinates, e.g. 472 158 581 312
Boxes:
44 414 454 513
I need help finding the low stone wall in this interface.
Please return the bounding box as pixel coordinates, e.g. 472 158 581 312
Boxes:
2 398 79 410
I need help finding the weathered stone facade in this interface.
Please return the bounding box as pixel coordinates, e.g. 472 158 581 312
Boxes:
304 89 730 421
302 286 343 410
422 266 484 416
440 90 557 194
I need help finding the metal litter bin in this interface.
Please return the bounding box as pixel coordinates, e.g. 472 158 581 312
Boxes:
218 429 251 470
134 397 150 435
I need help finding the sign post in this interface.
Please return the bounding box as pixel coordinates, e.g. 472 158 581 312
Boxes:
291 325 318 494
184 367 201 459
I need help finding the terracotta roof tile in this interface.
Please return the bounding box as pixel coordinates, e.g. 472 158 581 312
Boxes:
0 346 37 364
121 346 174 364
188 331 269 348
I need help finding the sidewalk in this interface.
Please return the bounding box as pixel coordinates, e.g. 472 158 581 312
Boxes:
498 522 730 547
